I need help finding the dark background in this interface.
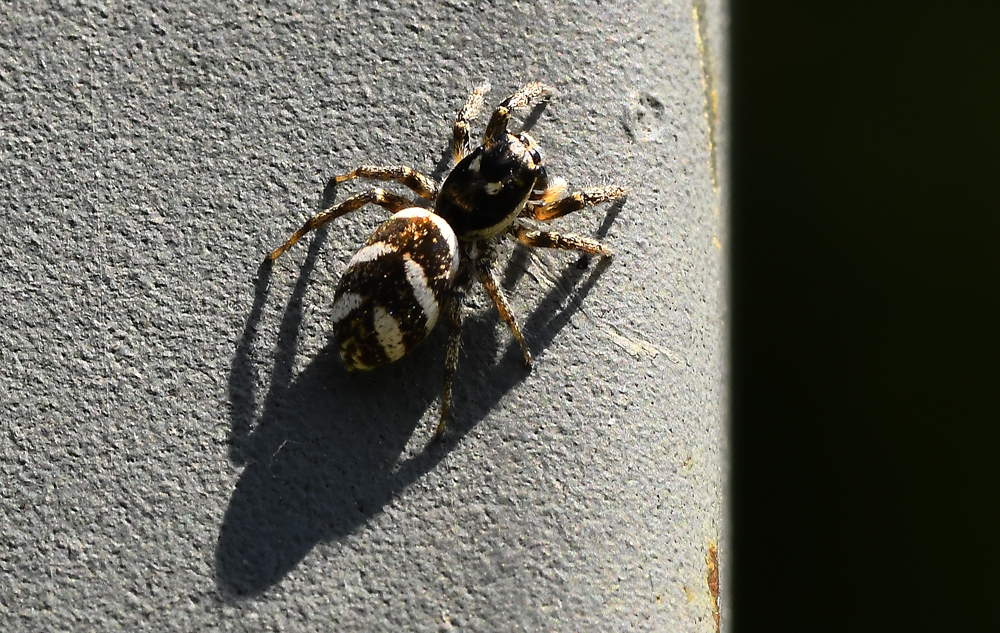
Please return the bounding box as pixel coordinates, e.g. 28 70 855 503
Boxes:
730 1 997 628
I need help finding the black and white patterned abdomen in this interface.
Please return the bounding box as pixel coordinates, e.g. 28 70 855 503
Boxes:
332 208 460 371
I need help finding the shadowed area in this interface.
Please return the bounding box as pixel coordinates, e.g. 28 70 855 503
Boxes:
219 210 615 596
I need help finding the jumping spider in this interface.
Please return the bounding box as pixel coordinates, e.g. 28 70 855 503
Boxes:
269 81 626 439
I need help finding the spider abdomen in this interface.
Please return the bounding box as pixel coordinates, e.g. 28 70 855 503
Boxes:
332 208 460 371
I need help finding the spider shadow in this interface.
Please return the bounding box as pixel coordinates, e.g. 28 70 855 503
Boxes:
218 207 611 599
219 227 451 597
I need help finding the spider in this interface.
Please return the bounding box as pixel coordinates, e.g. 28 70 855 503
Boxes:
268 81 627 439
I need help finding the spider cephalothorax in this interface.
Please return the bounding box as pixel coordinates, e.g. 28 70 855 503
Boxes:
435 131 545 240
269 81 626 439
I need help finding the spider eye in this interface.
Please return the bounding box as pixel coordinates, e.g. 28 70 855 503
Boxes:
529 148 542 164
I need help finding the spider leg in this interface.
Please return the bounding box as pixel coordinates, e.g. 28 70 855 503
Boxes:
528 175 568 204
476 240 533 368
332 165 438 200
513 225 613 257
529 184 628 222
452 82 491 164
484 82 552 146
269 188 414 260
436 276 470 440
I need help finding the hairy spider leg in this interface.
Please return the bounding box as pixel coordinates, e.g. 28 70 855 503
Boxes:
476 240 534 368
512 226 613 257
512 183 628 256
452 82 492 164
437 271 472 440
332 165 439 200
529 185 628 222
269 188 414 260
483 82 552 146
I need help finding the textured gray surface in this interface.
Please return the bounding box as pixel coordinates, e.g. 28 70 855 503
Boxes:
1 0 724 630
